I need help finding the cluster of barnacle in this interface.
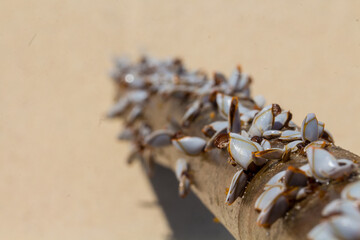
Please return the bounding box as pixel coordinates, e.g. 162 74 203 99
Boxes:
254 144 356 228
308 180 360 239
108 56 359 237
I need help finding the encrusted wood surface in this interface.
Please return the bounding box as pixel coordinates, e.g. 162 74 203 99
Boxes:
139 93 360 240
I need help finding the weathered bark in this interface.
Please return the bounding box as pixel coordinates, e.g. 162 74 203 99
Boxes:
125 93 360 240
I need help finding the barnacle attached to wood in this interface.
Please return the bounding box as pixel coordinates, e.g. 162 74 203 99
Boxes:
108 56 359 239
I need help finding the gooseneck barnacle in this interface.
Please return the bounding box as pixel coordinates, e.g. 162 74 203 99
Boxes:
108 56 360 239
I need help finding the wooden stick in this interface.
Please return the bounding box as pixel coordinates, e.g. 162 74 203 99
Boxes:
109 57 360 239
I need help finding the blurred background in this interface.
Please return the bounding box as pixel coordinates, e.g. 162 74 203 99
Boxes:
1 0 360 239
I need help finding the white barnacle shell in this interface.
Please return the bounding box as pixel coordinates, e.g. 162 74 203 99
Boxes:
306 146 356 182
241 130 250 139
306 146 338 182
202 121 227 138
273 111 292 130
240 109 259 123
107 96 130 118
307 222 337 240
322 199 342 216
238 102 251 114
328 215 360 239
176 159 191 198
299 164 313 177
263 130 282 139
301 113 319 142
256 191 293 227
120 72 146 88
326 159 356 180
296 187 309 200
144 129 173 147
309 211 360 239
317 121 325 138
254 95 266 109
179 174 191 198
265 171 286 190
240 114 251 123
225 169 248 205
138 123 152 138
341 180 360 201
172 136 207 156
126 104 143 123
127 90 149 104
176 158 188 180
228 97 241 133
322 199 360 219
255 185 283 211
304 140 330 152
284 140 303 153
278 130 302 141
181 100 202 127
228 66 251 92
117 127 134 141
261 139 271 150
228 132 263 170
248 105 274 137
184 71 207 85
194 81 213 95
216 93 233 118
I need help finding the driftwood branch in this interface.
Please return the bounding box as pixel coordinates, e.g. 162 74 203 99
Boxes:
109 57 360 239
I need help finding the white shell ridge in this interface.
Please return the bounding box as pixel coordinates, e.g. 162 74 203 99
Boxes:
182 100 202 126
254 95 266 109
255 185 283 211
216 93 232 118
307 222 337 240
329 215 360 239
301 113 319 142
306 147 356 182
127 90 149 103
284 140 303 153
172 136 206 156
248 105 274 137
341 180 360 201
265 171 286 189
322 199 360 220
175 158 188 180
261 139 271 150
225 170 248 205
144 129 173 147
306 146 338 182
273 111 292 130
228 133 263 170
279 130 302 141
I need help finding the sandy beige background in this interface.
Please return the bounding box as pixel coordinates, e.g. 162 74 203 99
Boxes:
1 0 360 239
